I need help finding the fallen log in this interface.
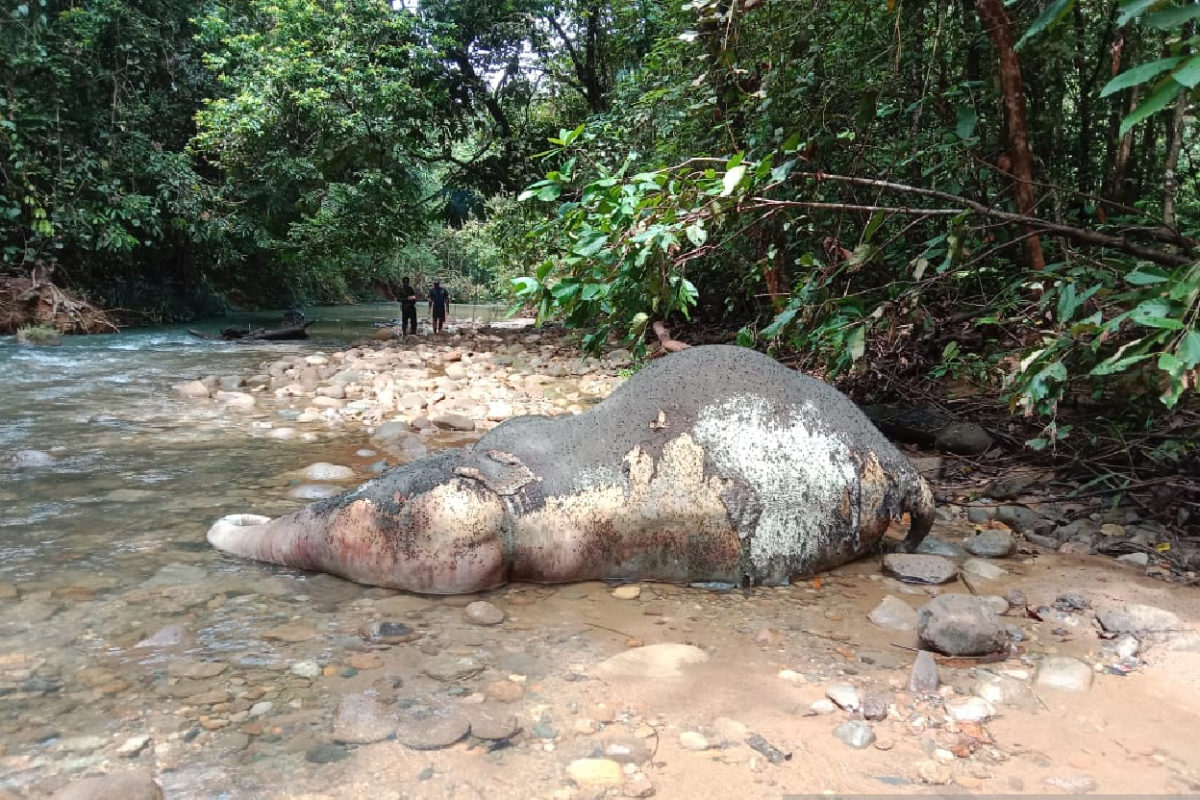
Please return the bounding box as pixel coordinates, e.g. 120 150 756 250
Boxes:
188 321 317 342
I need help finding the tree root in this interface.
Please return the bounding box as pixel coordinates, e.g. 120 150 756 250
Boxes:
0 269 118 335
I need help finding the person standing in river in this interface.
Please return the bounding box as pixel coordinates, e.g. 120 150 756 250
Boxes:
398 277 418 336
428 280 449 334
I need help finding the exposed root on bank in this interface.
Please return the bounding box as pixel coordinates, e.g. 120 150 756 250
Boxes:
0 265 118 335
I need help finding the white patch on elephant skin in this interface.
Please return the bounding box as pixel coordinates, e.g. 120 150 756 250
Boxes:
691 395 860 576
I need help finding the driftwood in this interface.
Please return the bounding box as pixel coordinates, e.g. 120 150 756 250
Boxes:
648 321 690 358
189 321 316 342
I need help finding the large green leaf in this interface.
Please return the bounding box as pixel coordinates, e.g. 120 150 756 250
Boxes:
955 105 978 139
1100 57 1184 97
1179 330 1200 368
1016 0 1074 50
1117 0 1164 25
1173 54 1200 88
1146 3 1200 29
1119 77 1185 136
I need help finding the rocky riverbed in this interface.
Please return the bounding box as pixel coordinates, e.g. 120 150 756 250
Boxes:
4 326 1199 799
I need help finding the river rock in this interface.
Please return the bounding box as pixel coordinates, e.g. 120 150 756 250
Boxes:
396 713 470 750
567 759 624 788
300 462 355 481
359 621 422 644
908 650 939 692
679 731 709 751
996 505 1042 533
826 684 861 712
963 529 1016 558
883 554 959 584
462 601 506 626
869 595 918 630
973 673 1037 710
422 655 485 682
214 390 254 407
596 643 709 679
1116 552 1149 567
1096 604 1183 634
1035 657 1093 692
12 449 57 468
611 585 641 600
917 594 1007 656
1043 774 1098 794
962 558 1007 580
431 413 475 432
934 421 993 455
913 536 970 563
263 623 318 643
167 660 227 679
289 483 343 499
467 707 518 740
50 771 164 800
174 380 211 398
333 693 397 744
134 624 198 649
945 696 995 723
832 720 876 749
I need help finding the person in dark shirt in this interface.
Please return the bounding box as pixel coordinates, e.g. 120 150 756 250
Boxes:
397 277 418 335
428 280 450 333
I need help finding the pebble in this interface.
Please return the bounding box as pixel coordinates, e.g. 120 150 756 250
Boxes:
468 708 518 740
945 696 995 723
422 655 485 682
484 680 525 703
263 623 318 643
826 684 861 712
116 735 151 757
567 758 624 788
50 772 164 800
305 743 351 764
612 585 642 600
359 620 422 644
962 558 1007 580
290 661 322 679
868 595 917 630
963 529 1016 558
347 653 384 670
917 594 1007 656
300 462 355 480
810 699 837 715
1035 656 1094 692
134 624 198 649
883 554 959 584
679 731 709 751
1096 603 1182 633
396 713 471 749
832 720 876 749
973 673 1036 709
862 693 889 721
908 650 939 693
333 693 397 744
166 660 227 679
462 601 506 626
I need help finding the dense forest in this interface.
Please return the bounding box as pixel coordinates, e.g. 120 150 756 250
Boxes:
1 0 1198 455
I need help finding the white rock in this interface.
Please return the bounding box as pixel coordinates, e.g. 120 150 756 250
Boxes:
826 684 862 712
944 696 995 722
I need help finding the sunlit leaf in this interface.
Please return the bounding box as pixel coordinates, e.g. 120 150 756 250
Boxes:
1101 57 1183 97
1016 0 1074 50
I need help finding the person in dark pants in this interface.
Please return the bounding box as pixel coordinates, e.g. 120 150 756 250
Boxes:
398 277 418 335
428 280 450 334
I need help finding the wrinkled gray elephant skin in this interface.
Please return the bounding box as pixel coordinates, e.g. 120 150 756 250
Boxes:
208 345 935 594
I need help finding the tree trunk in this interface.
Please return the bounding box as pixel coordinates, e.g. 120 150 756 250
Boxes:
1162 88 1188 230
975 0 1046 269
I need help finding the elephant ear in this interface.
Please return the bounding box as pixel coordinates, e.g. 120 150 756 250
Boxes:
454 449 540 496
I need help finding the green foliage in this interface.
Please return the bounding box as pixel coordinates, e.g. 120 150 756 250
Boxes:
15 323 60 345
